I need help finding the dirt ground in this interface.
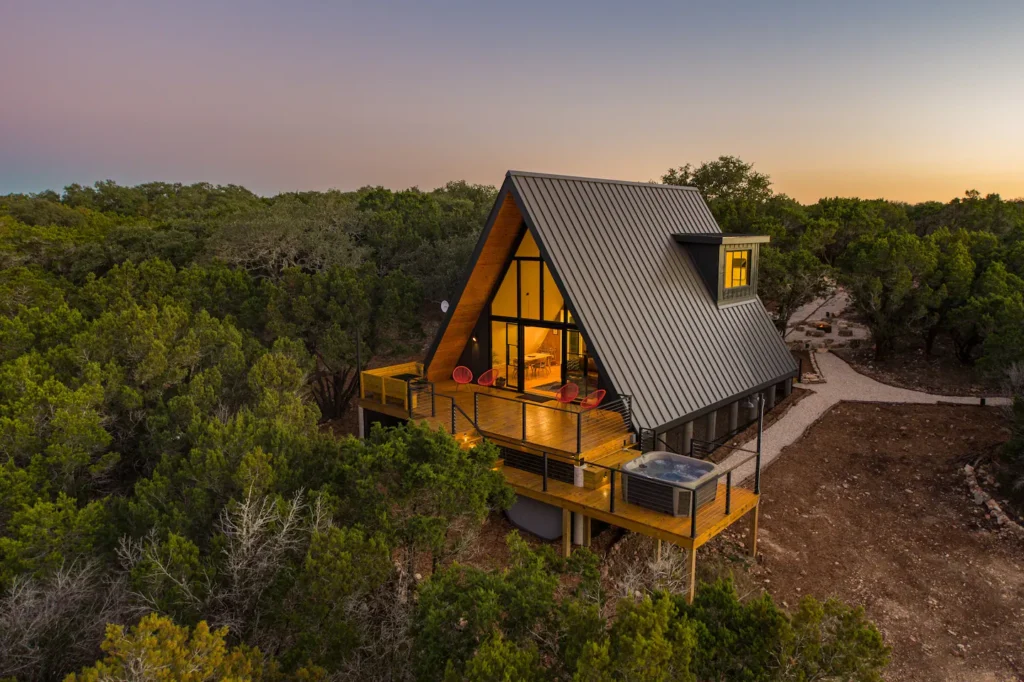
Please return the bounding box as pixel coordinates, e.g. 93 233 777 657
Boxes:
737 402 1023 682
834 341 1005 397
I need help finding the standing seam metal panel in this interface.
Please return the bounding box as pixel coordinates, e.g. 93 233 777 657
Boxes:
508 172 795 429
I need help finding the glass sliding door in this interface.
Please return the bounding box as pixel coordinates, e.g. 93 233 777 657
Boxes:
521 325 561 396
565 329 599 396
490 321 520 391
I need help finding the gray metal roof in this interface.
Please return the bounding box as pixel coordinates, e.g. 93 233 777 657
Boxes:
506 171 796 431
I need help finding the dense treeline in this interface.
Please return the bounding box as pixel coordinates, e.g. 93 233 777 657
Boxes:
2 164 1016 680
0 181 518 680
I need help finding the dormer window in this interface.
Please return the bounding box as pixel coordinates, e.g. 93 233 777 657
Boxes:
725 250 751 289
672 233 769 306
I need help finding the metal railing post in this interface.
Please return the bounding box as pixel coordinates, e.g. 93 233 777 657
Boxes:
474 392 479 427
542 452 548 492
725 471 732 515
609 469 616 513
407 382 413 418
754 394 764 495
690 492 698 538
576 413 582 454
450 401 456 435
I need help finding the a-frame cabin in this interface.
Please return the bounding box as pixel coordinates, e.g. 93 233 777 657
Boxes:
358 171 797 602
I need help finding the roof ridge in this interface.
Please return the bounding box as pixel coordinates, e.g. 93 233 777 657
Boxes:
507 170 702 192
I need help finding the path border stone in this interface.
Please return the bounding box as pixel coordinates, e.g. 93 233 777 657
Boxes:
963 464 1024 536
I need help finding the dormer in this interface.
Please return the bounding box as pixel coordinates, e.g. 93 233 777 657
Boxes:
672 233 770 306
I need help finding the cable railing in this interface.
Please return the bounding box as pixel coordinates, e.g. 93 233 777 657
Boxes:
472 391 635 456
579 395 634 451
579 447 760 539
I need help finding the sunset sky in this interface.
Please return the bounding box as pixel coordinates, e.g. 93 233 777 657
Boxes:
2 0 1023 203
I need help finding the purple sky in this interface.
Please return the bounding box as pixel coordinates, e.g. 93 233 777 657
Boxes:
2 0 1023 202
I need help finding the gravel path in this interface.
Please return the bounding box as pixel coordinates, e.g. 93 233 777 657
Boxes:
722 351 1012 482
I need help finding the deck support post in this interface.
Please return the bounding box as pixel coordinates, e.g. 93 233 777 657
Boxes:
654 539 662 562
686 547 697 604
561 508 572 558
582 515 592 548
682 421 694 456
755 394 764 495
705 411 717 444
357 406 365 439
747 504 759 558
609 469 616 513
728 401 739 433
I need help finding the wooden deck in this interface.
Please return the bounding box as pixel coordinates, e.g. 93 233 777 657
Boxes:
499 462 759 550
358 364 761 603
361 379 634 462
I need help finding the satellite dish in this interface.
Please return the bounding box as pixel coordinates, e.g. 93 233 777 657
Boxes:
440 300 449 313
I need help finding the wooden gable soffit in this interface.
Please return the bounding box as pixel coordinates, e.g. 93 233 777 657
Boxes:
426 189 523 382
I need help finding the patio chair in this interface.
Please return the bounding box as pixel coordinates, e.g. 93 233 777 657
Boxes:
555 383 579 405
477 368 496 387
579 389 606 411
452 366 473 390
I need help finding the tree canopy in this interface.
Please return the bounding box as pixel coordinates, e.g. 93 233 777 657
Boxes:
4 166 1018 680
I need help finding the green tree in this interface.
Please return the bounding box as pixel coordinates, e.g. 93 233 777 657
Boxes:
949 261 1024 366
263 266 421 420
760 246 833 334
841 229 938 359
920 228 976 355
663 156 773 204
64 613 283 682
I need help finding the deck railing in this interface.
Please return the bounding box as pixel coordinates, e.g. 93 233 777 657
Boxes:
580 447 759 539
580 395 633 451
359 362 425 413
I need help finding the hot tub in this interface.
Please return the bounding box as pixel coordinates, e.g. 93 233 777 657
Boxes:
620 451 719 517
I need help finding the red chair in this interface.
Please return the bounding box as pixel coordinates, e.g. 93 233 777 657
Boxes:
477 368 496 387
452 366 473 390
555 383 579 405
579 389 606 411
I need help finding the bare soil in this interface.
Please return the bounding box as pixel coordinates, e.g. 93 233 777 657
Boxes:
731 402 1023 682
834 339 1004 397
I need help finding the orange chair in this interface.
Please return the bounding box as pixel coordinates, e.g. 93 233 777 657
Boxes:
555 383 579 405
453 366 473 390
579 389 606 411
477 368 496 387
